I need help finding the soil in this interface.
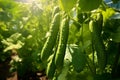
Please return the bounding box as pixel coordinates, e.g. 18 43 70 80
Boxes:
0 64 48 80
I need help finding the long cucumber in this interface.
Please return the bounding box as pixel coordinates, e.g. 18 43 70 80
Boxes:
46 54 56 79
55 14 69 69
41 13 60 62
89 13 106 71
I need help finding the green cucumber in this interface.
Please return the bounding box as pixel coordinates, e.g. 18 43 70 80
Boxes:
41 13 60 62
52 6 60 18
89 13 106 71
46 55 56 79
55 14 69 70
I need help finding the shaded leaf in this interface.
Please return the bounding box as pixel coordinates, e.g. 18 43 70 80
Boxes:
68 44 87 72
79 0 102 12
110 12 120 19
111 26 120 42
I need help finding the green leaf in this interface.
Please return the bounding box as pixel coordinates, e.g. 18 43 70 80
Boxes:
1 33 25 52
102 8 115 24
68 44 87 72
59 0 77 12
111 26 120 42
0 0 17 10
3 41 24 52
79 0 102 12
112 0 120 3
80 24 92 45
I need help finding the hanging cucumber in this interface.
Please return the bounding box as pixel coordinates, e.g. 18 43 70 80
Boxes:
40 13 60 62
46 54 56 79
46 38 60 79
55 14 69 70
89 13 106 72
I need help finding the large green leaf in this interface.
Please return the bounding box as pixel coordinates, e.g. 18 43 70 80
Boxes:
79 0 102 12
59 0 77 12
68 44 87 72
0 0 17 10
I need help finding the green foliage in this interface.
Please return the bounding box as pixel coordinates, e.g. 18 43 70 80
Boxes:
59 0 77 12
78 0 102 12
102 8 115 25
111 26 120 42
1 33 24 52
1 0 120 80
112 0 120 3
0 0 53 78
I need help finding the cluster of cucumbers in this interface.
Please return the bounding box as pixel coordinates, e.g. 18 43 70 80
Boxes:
40 6 69 79
40 5 106 79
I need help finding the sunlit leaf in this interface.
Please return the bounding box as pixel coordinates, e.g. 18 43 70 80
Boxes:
0 0 17 10
3 41 24 52
1 33 25 52
1 39 13 46
102 8 115 24
59 0 77 12
79 0 102 12
0 22 8 31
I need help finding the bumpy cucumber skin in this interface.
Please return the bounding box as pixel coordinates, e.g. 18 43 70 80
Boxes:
52 6 60 18
89 13 106 71
46 56 56 79
41 13 60 62
55 15 69 69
